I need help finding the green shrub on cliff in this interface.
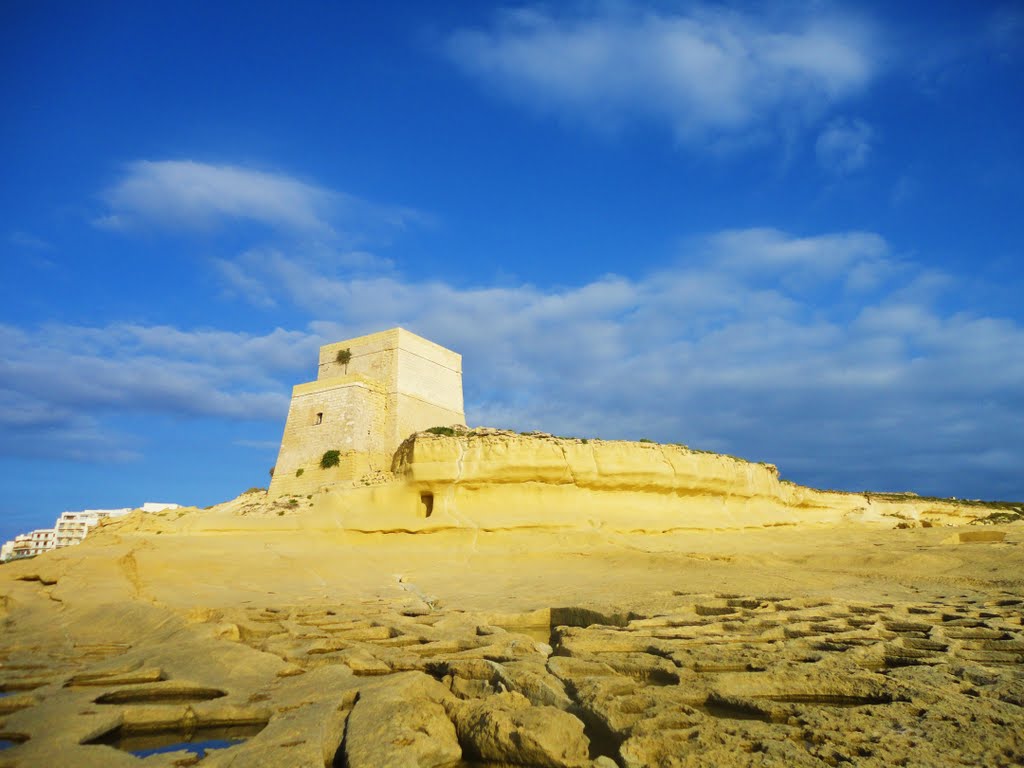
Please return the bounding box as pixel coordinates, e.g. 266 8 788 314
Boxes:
426 426 456 437
335 348 352 371
320 450 341 469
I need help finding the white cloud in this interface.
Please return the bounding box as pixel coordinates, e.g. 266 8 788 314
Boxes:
707 228 887 280
96 160 424 240
215 257 279 309
213 227 1024 499
6 226 1023 498
0 387 140 463
0 323 322 461
815 117 875 173
446 5 878 145
98 160 336 233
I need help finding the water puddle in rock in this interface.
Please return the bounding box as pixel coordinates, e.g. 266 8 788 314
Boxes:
0 735 27 751
86 723 265 758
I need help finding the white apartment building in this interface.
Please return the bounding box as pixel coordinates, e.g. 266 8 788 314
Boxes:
53 508 133 548
10 528 57 559
141 502 180 513
1 502 181 562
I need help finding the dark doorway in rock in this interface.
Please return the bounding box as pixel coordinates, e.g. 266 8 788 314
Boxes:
419 492 434 518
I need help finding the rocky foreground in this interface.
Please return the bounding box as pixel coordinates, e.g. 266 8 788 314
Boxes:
1 434 1022 767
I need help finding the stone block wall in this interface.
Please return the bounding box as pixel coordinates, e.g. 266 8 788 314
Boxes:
269 376 388 497
317 329 401 383
268 328 464 498
393 393 464 448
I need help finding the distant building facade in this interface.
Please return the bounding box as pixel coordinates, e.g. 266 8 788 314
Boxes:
141 502 180 513
0 502 181 562
10 528 56 559
53 508 132 548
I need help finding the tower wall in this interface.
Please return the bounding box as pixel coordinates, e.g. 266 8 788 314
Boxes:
391 332 463 448
268 328 463 498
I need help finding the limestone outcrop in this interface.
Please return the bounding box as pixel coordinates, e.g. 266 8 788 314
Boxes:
252 327 1017 534
119 431 1018 541
2 538 1023 767
343 672 462 768
446 690 591 767
389 429 1016 532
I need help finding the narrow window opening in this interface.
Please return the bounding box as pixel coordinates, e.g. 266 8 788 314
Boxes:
314 412 323 425
419 492 434 518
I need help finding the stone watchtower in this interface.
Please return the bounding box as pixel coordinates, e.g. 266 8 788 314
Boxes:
268 328 464 497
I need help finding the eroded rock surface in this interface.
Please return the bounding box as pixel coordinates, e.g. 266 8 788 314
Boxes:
344 672 461 768
0 491 1021 767
447 691 590 767
2 577 1022 767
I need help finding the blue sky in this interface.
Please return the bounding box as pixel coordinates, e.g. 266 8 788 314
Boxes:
2 1 1022 542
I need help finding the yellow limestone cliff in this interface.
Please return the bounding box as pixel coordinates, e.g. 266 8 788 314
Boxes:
237 329 1017 535
164 429 1018 537
386 429 1013 531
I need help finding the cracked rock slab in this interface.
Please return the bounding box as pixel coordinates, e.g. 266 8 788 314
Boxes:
446 691 591 767
343 672 461 768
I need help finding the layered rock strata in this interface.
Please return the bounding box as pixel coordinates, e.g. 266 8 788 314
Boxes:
388 430 1016 532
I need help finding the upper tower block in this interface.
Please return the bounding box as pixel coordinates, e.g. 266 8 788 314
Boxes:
268 328 464 497
317 328 464 448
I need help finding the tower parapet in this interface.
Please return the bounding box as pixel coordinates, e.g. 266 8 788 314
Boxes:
268 328 464 497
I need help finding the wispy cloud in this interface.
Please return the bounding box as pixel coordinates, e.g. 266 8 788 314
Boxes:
9 213 1023 497
0 323 319 461
0 387 140 463
96 160 336 234
8 231 57 270
215 257 279 310
446 5 879 147
211 227 1023 498
95 160 424 241
9 231 52 251
890 175 916 207
234 439 280 450
815 117 874 173
987 5 1024 61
